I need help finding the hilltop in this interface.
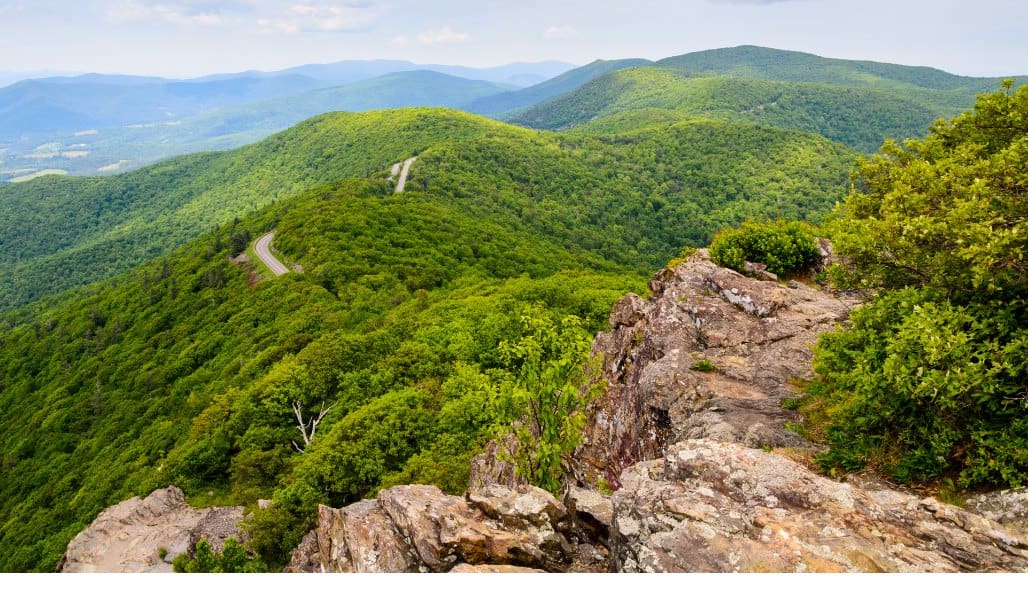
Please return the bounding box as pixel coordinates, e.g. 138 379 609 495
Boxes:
0 107 854 309
508 46 1024 151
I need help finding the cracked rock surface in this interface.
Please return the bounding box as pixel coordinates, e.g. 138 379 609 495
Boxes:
570 250 859 488
611 440 1028 573
58 487 244 573
288 483 605 572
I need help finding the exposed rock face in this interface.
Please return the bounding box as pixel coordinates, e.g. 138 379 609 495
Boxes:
966 488 1028 540
284 530 321 573
571 250 859 488
468 437 526 492
610 440 1028 572
290 483 610 573
69 253 1028 574
58 487 245 573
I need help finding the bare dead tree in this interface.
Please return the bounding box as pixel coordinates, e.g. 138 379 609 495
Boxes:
291 401 334 453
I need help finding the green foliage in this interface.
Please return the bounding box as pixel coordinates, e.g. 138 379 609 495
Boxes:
655 45 1018 94
240 504 310 570
492 310 603 494
416 118 852 272
803 83 1028 488
512 68 977 152
709 220 820 276
172 538 266 573
0 174 642 570
0 104 855 570
464 58 652 117
0 108 498 309
692 359 716 373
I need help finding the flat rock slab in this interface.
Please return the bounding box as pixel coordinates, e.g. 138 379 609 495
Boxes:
611 440 1028 573
59 487 244 573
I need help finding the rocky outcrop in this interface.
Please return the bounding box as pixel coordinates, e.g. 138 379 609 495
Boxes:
58 487 245 573
966 488 1028 540
610 440 1028 572
67 253 1028 574
571 250 859 488
288 483 610 573
468 437 526 492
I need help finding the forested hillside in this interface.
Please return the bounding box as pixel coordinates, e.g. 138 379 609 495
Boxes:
513 68 963 151
0 177 638 570
463 58 652 117
509 46 1025 152
0 110 499 308
0 108 853 310
655 45 1015 94
0 100 857 569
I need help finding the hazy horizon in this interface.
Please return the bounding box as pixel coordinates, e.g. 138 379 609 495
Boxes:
0 1 1024 80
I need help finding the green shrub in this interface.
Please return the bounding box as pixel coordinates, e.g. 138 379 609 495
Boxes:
807 290 1028 486
172 538 267 573
803 82 1028 489
708 220 820 276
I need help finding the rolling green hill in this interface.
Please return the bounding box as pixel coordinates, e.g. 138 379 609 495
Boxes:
463 58 652 117
512 68 946 151
508 46 1024 152
0 106 857 569
655 45 1015 94
0 107 855 310
0 109 502 309
0 178 639 571
0 72 517 179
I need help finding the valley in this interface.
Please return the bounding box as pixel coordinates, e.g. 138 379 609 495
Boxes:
0 38 1025 575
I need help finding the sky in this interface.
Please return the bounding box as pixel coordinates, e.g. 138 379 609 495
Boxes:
0 0 1025 78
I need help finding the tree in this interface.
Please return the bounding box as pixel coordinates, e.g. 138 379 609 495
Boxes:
803 82 1028 488
492 309 605 494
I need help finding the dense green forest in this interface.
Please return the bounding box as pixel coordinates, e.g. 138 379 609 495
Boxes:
654 45 1018 94
0 102 857 570
0 177 640 570
2 44 1020 572
462 58 652 117
512 68 972 151
0 110 500 309
0 109 854 310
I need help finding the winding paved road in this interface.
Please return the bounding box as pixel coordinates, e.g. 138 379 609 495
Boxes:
394 156 417 193
254 232 289 276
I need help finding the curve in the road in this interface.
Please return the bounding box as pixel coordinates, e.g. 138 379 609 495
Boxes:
254 231 290 276
394 156 417 193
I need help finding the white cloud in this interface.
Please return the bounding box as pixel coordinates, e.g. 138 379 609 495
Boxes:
392 35 409 46
415 26 470 45
105 1 232 27
0 2 25 16
544 25 577 40
257 2 378 34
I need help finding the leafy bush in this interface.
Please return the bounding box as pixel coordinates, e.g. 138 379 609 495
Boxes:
492 309 604 494
709 220 820 276
172 538 266 573
802 82 1028 488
